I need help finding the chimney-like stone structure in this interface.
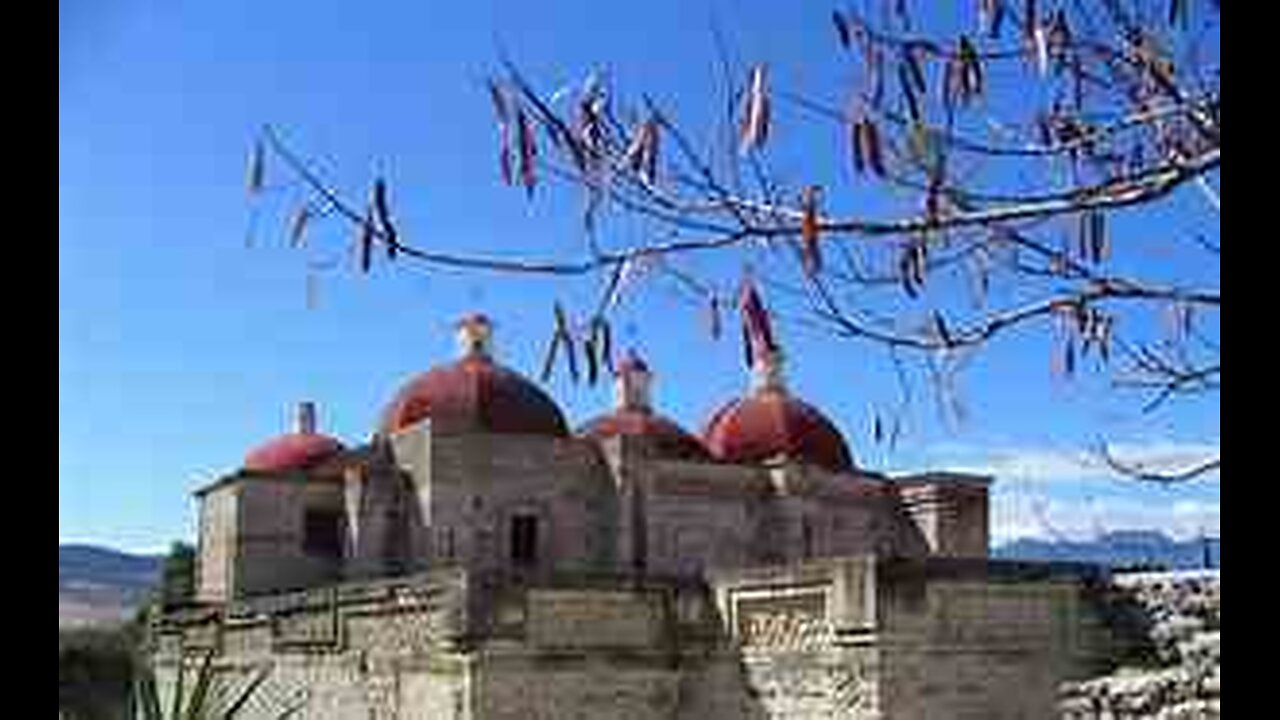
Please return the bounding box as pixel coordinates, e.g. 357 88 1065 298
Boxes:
297 401 317 435
615 350 653 411
750 348 787 394
456 313 494 358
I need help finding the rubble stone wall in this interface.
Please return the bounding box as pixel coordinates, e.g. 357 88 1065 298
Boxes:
1058 570 1220 719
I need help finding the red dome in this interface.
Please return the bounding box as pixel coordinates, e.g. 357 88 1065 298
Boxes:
702 389 854 472
243 433 346 473
579 409 710 460
379 355 568 436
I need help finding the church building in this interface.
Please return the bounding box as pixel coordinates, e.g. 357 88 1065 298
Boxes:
155 312 1108 719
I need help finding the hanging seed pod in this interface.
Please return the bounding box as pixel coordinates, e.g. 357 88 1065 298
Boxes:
1047 10 1072 68
958 36 983 99
553 303 579 383
899 244 922 298
1064 337 1076 377
900 258 918 298
1033 25 1050 76
800 185 822 277
864 120 886 177
516 108 538 197
941 58 959 113
625 117 661 184
898 63 922 121
850 118 867 175
924 184 943 227
1099 316 1112 363
498 129 514 186
372 178 398 260
869 47 886 109
739 64 771 153
980 0 1005 38
932 311 953 347
246 139 265 195
584 335 600 386
595 317 614 374
488 80 515 186
902 44 928 94
739 278 776 354
288 205 312 248
873 414 884 444
833 11 852 49
708 295 722 340
540 333 561 383
358 208 374 274
623 125 645 176
564 335 580 384
1089 210 1107 263
487 79 511 124
1036 113 1055 148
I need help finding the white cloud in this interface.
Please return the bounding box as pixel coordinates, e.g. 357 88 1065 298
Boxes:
901 440 1220 484
891 438 1220 545
989 488 1221 545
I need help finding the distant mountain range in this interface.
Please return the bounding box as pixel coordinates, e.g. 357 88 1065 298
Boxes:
992 530 1220 570
58 545 162 628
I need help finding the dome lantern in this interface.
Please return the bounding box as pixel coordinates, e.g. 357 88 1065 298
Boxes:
579 350 709 460
615 350 653 411
378 312 568 437
703 346 853 473
243 400 345 473
455 313 494 358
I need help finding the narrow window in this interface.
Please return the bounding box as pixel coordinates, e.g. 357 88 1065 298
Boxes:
510 514 539 567
801 518 814 559
303 508 343 558
442 526 455 560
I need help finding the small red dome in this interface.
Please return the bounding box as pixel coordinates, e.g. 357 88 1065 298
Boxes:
579 409 710 460
702 389 854 472
244 433 346 473
379 355 568 436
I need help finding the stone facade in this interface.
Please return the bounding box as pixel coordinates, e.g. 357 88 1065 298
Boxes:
154 558 1108 719
1058 571 1221 719
192 422 992 605
160 317 1111 718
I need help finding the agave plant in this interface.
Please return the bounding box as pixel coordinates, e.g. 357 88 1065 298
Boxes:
131 650 307 720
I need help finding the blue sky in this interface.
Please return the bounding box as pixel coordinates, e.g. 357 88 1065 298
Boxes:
60 0 1219 553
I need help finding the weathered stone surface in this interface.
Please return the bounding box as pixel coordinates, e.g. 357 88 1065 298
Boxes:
1057 572 1221 720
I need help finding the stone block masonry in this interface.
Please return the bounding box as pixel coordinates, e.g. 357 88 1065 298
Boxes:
154 558 1109 719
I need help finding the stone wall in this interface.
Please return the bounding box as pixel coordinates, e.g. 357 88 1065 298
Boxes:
1058 570 1221 719
154 571 471 720
418 433 619 574
704 557 1106 720
195 475 346 602
196 484 237 602
158 559 1112 720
